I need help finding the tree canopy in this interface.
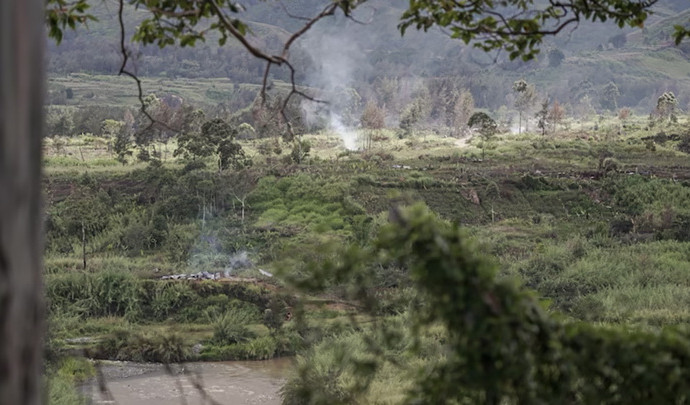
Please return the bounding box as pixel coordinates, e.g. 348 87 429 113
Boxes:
400 0 675 60
175 118 251 171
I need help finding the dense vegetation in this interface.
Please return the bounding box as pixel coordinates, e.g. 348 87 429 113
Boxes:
44 107 690 402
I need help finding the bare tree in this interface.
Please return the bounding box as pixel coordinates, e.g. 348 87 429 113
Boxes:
453 90 475 137
223 170 260 225
361 102 385 150
0 1 45 405
549 100 566 133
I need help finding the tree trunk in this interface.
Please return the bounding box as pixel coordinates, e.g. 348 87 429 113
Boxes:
240 199 245 223
0 1 45 405
82 221 87 270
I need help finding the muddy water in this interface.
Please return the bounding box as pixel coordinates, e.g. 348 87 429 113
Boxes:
85 358 293 405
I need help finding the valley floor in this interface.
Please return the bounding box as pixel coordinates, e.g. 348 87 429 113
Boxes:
45 120 690 403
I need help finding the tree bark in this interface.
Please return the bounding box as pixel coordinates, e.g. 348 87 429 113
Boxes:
0 1 45 405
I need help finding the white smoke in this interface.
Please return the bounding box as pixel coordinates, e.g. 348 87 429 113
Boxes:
330 113 358 150
298 10 367 151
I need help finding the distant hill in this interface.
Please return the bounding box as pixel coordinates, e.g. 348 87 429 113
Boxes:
46 0 690 114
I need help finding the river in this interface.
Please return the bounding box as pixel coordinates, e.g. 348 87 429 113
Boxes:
83 358 293 405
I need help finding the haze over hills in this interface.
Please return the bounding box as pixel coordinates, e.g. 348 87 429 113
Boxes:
46 0 690 123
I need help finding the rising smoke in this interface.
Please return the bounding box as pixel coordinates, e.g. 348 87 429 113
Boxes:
298 10 369 150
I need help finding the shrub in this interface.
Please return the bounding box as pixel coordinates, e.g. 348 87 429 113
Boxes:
290 140 311 164
601 157 620 173
210 309 256 345
163 223 197 263
199 336 278 361
46 271 142 319
143 281 197 322
97 331 191 363
677 135 690 154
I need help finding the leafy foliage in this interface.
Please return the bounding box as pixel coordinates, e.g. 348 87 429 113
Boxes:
113 125 133 165
286 204 690 404
468 112 498 139
175 118 250 171
601 81 621 112
400 0 657 60
513 79 537 133
45 0 95 44
399 89 431 136
290 140 311 164
655 91 679 122
98 331 191 363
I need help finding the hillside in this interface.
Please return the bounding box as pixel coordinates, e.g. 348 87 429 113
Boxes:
48 0 690 129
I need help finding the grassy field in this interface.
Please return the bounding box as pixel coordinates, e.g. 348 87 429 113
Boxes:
47 74 295 109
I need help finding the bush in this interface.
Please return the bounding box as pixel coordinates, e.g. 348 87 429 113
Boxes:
46 271 142 319
163 223 197 263
210 308 257 345
143 281 197 321
600 157 620 174
677 135 690 154
263 296 289 330
97 331 191 363
199 336 278 360
290 140 311 164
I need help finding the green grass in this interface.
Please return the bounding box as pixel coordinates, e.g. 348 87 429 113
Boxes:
47 74 294 109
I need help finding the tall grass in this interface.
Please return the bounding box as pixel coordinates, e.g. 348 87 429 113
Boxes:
209 308 257 345
46 270 141 319
513 239 690 325
97 331 191 363
46 357 94 405
47 374 85 405
281 314 443 405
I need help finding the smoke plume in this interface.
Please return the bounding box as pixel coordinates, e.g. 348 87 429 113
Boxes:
299 11 368 150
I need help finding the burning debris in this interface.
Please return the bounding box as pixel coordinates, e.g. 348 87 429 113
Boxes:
160 271 221 281
160 251 264 280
